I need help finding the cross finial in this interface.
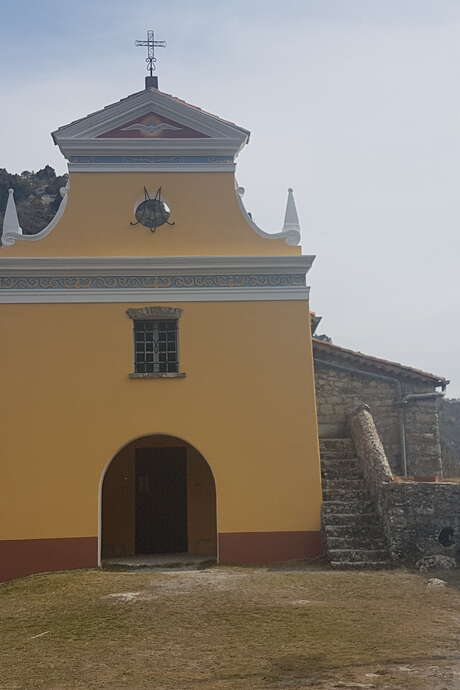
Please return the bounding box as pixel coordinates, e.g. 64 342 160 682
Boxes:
135 30 166 89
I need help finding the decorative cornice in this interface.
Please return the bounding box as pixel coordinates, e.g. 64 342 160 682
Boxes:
70 164 235 173
63 140 243 155
70 155 234 163
0 255 314 275
68 154 235 173
0 255 313 304
0 286 309 304
126 306 182 320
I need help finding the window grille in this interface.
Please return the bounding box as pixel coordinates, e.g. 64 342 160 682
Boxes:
134 319 179 374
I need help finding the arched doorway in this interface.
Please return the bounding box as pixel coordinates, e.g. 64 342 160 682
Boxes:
101 435 217 561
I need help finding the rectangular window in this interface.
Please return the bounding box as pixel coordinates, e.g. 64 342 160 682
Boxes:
134 319 179 374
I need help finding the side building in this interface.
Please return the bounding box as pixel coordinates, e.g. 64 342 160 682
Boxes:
312 327 448 478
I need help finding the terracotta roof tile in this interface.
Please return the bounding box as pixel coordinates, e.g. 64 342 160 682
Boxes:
312 337 448 387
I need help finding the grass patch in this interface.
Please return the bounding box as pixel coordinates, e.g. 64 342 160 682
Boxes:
1 566 460 688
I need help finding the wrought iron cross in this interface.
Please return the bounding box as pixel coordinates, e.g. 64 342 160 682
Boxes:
135 30 166 76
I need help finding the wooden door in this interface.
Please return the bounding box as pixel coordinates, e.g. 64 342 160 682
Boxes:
135 447 187 554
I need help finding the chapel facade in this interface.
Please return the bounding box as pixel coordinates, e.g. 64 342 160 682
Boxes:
0 78 321 580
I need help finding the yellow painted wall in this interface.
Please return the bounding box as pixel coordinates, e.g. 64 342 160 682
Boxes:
0 300 320 541
187 446 217 556
0 172 300 257
101 446 135 556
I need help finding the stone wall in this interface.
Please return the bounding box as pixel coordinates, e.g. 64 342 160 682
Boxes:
314 362 401 470
404 397 443 477
439 398 460 478
349 405 393 502
348 404 460 565
314 358 443 477
379 482 460 564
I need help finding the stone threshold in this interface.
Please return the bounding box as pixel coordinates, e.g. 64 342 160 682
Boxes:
102 553 216 570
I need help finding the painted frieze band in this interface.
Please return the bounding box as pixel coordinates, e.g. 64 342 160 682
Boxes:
0 256 313 303
68 154 236 172
69 155 234 164
0 273 305 291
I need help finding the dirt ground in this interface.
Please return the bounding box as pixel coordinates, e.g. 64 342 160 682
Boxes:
1 564 460 689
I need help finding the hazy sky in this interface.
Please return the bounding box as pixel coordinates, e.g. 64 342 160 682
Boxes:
1 0 459 394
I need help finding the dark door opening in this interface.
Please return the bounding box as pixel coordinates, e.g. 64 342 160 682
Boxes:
135 447 187 554
102 436 217 561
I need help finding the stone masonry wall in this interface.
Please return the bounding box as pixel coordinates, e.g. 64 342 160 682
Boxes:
404 397 443 477
439 398 460 478
349 404 393 502
379 482 460 564
314 360 443 477
314 363 402 471
348 404 460 565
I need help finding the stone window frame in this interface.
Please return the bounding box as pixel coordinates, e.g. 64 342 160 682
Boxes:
126 306 185 379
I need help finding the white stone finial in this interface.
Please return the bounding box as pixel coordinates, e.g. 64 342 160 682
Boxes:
1 188 23 247
282 187 301 246
283 188 300 231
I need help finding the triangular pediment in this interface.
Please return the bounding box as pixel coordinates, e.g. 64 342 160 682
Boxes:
53 87 248 139
51 88 249 171
97 112 209 139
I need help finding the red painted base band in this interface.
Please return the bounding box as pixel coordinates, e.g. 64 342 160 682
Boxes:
0 537 98 583
218 530 322 564
0 532 322 581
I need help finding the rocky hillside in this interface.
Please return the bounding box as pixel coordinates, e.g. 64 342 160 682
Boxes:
0 166 68 236
439 398 460 477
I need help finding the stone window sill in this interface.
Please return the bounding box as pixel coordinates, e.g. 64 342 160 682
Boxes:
129 372 186 380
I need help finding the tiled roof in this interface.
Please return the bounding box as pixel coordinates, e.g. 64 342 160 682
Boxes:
312 337 448 388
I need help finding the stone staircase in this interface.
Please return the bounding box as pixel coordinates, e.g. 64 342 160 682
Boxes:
320 438 392 569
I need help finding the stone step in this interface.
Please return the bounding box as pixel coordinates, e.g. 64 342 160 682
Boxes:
321 460 361 479
330 560 393 570
323 478 364 488
319 438 355 460
318 423 346 438
322 471 363 481
328 548 390 563
324 524 384 539
322 512 380 526
322 490 367 502
321 453 358 462
321 456 360 464
322 479 364 492
322 500 374 514
326 536 387 550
